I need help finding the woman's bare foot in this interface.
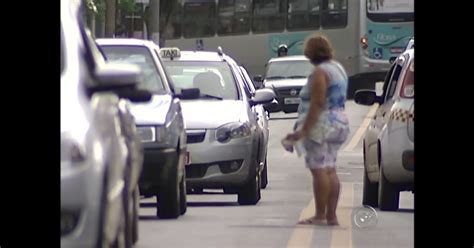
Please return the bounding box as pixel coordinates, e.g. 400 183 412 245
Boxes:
326 217 339 226
298 216 327 225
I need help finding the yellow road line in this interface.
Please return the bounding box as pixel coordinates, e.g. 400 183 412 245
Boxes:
286 198 315 247
329 183 354 248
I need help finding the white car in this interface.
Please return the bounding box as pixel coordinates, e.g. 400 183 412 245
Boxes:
355 48 414 211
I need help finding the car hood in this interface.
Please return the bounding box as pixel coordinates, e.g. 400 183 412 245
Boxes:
129 94 172 125
180 100 245 129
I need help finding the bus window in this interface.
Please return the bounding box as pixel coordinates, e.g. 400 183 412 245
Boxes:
287 0 321 31
159 1 182 39
183 1 217 38
321 0 348 29
218 0 251 36
252 0 285 33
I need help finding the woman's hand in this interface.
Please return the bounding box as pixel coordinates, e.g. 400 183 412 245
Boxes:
286 129 309 141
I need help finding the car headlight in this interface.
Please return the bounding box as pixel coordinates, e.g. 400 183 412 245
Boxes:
216 122 251 143
137 126 169 144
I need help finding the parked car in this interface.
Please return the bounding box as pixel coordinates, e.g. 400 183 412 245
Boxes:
61 0 151 246
160 47 275 205
355 48 414 211
97 38 198 219
238 65 271 189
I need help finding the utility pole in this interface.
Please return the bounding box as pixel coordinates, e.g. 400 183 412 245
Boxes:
105 0 116 37
148 0 160 44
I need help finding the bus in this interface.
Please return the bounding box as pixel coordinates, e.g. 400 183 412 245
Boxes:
358 0 414 88
158 0 413 97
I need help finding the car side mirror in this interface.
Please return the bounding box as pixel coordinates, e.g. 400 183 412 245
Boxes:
250 88 275 106
176 88 200 100
354 90 381 106
90 63 152 103
93 63 142 91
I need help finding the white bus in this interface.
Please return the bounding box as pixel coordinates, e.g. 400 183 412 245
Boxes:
158 0 412 97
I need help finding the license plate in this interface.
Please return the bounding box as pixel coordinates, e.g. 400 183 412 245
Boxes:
284 98 301 104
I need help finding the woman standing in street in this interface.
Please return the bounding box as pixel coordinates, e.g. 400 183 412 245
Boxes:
285 33 350 225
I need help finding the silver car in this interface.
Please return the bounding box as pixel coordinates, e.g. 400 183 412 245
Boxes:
160 47 275 205
97 39 197 219
238 66 271 189
253 55 313 114
61 0 150 246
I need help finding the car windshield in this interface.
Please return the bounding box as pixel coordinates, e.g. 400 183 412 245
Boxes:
164 61 238 100
266 60 313 79
100 45 166 93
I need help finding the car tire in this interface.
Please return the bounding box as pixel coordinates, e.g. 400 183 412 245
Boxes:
156 168 180 219
179 173 187 215
261 156 268 189
378 162 400 211
362 144 378 207
362 167 379 207
238 166 261 205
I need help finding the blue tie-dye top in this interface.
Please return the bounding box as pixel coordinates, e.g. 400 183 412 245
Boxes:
296 60 349 143
298 60 348 111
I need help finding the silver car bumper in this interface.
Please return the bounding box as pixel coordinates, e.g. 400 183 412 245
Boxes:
185 130 256 188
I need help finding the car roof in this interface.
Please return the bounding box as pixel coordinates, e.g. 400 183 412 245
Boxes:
268 55 309 63
161 50 228 62
96 38 158 49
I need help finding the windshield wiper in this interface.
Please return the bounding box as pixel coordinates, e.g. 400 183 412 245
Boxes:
266 76 286 80
200 94 223 100
287 75 307 79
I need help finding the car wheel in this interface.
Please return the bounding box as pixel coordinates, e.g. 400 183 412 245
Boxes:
238 165 261 205
261 156 268 189
362 167 379 207
179 173 187 215
156 168 180 219
378 162 400 211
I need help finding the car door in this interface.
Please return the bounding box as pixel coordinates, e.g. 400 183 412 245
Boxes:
365 60 402 176
367 58 405 176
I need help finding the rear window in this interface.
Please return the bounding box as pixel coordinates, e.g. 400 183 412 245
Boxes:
400 60 414 98
164 61 239 100
100 45 165 93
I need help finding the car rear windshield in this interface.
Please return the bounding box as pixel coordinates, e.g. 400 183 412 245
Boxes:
100 45 166 93
164 61 239 100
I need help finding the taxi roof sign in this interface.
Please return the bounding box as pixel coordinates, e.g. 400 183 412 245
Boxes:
160 47 181 59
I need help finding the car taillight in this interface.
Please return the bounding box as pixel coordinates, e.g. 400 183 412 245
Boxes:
360 36 368 49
